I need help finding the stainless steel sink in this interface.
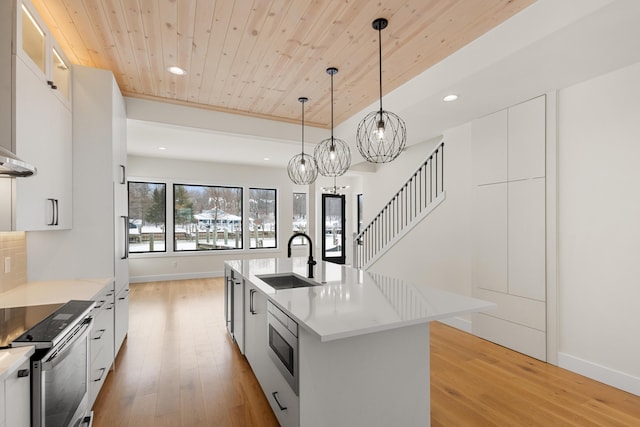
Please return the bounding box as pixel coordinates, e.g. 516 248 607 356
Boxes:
256 273 321 290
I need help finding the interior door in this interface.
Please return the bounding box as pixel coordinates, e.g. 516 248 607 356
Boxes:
322 194 345 264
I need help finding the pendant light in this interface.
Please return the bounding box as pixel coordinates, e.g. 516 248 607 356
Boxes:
356 18 406 163
287 97 318 185
315 67 351 177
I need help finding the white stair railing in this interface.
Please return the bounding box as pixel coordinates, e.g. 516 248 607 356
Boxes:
353 142 445 269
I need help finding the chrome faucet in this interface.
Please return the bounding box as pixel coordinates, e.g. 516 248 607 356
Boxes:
287 232 317 279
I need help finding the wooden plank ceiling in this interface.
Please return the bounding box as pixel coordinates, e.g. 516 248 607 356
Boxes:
32 0 535 128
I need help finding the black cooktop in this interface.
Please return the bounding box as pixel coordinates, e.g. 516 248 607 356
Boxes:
11 300 95 349
0 303 64 348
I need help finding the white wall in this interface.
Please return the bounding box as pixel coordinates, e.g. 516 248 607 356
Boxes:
362 128 473 331
127 155 314 282
557 61 640 395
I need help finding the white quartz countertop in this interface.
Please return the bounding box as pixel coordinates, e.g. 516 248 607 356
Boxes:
226 258 495 342
0 277 112 309
0 346 34 381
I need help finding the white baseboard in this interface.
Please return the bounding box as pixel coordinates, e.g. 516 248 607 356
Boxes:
558 352 640 396
438 316 472 333
130 271 224 283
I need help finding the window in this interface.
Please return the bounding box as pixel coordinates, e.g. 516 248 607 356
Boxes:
174 184 243 251
128 182 166 253
292 192 307 245
249 188 277 249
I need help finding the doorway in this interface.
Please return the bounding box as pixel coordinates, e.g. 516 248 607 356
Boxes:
321 194 345 264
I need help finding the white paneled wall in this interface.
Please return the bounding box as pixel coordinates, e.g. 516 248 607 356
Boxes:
471 95 547 361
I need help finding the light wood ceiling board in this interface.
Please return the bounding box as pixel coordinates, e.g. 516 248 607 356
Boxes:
175 0 197 100
157 0 179 98
184 0 217 104
205 1 257 109
244 0 333 121
81 1 128 89
260 0 351 123
137 0 166 99
208 0 272 112
119 0 154 96
195 1 235 105
225 0 293 113
99 0 144 94
239 0 313 120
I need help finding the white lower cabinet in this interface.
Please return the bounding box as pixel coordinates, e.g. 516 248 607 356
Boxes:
244 282 267 378
89 283 115 407
263 358 300 427
4 360 30 427
114 286 130 354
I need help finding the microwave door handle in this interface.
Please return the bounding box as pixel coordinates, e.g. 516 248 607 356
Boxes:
40 319 91 371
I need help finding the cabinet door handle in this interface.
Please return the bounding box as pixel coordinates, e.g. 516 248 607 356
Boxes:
93 367 106 382
121 216 129 259
47 80 57 90
92 329 106 340
54 199 59 225
271 392 287 411
47 198 56 226
120 165 126 184
17 369 29 378
250 289 257 315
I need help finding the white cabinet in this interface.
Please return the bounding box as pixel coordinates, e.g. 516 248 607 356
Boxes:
472 109 507 185
4 360 30 427
72 65 129 359
89 283 115 406
0 0 72 231
232 277 244 353
262 358 299 427
114 286 129 352
508 95 546 181
244 281 268 383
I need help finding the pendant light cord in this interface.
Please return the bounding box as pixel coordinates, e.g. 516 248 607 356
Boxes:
301 98 305 156
330 72 335 141
378 23 383 114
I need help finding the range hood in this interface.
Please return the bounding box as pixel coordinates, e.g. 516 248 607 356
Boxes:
0 145 37 177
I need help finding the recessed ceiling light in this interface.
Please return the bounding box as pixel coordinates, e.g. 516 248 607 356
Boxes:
443 94 459 102
263 157 270 161
167 66 187 76
158 147 166 151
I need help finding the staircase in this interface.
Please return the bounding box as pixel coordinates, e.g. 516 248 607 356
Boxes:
353 141 445 269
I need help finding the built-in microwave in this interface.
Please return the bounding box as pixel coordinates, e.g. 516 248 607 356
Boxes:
267 301 298 395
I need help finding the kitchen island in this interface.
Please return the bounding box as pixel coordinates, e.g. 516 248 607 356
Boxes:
225 258 495 427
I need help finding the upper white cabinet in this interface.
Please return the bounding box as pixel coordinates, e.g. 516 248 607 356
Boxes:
472 109 507 185
508 96 546 181
0 0 73 231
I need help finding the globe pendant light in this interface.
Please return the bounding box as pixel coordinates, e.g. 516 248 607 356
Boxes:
315 67 351 177
356 18 406 163
287 97 318 185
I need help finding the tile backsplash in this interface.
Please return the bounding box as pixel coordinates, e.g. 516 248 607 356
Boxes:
0 232 27 293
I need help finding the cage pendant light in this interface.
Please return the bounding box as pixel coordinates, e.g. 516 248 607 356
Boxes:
315 67 351 177
356 18 406 164
287 97 318 185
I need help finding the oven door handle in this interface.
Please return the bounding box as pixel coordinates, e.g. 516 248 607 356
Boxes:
41 318 91 371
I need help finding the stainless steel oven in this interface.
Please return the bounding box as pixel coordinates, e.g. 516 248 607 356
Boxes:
267 301 298 395
12 300 95 427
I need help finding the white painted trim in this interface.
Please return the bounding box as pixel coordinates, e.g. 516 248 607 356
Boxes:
130 270 224 283
558 352 640 397
364 192 446 269
439 316 472 334
545 91 559 366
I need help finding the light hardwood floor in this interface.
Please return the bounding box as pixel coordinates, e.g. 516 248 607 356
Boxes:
93 278 640 426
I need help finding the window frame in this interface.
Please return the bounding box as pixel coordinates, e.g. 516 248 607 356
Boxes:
127 181 167 254
173 183 244 252
249 187 278 250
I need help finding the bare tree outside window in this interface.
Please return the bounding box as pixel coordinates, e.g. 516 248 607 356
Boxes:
292 192 307 245
128 182 166 253
174 184 243 251
249 188 277 249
